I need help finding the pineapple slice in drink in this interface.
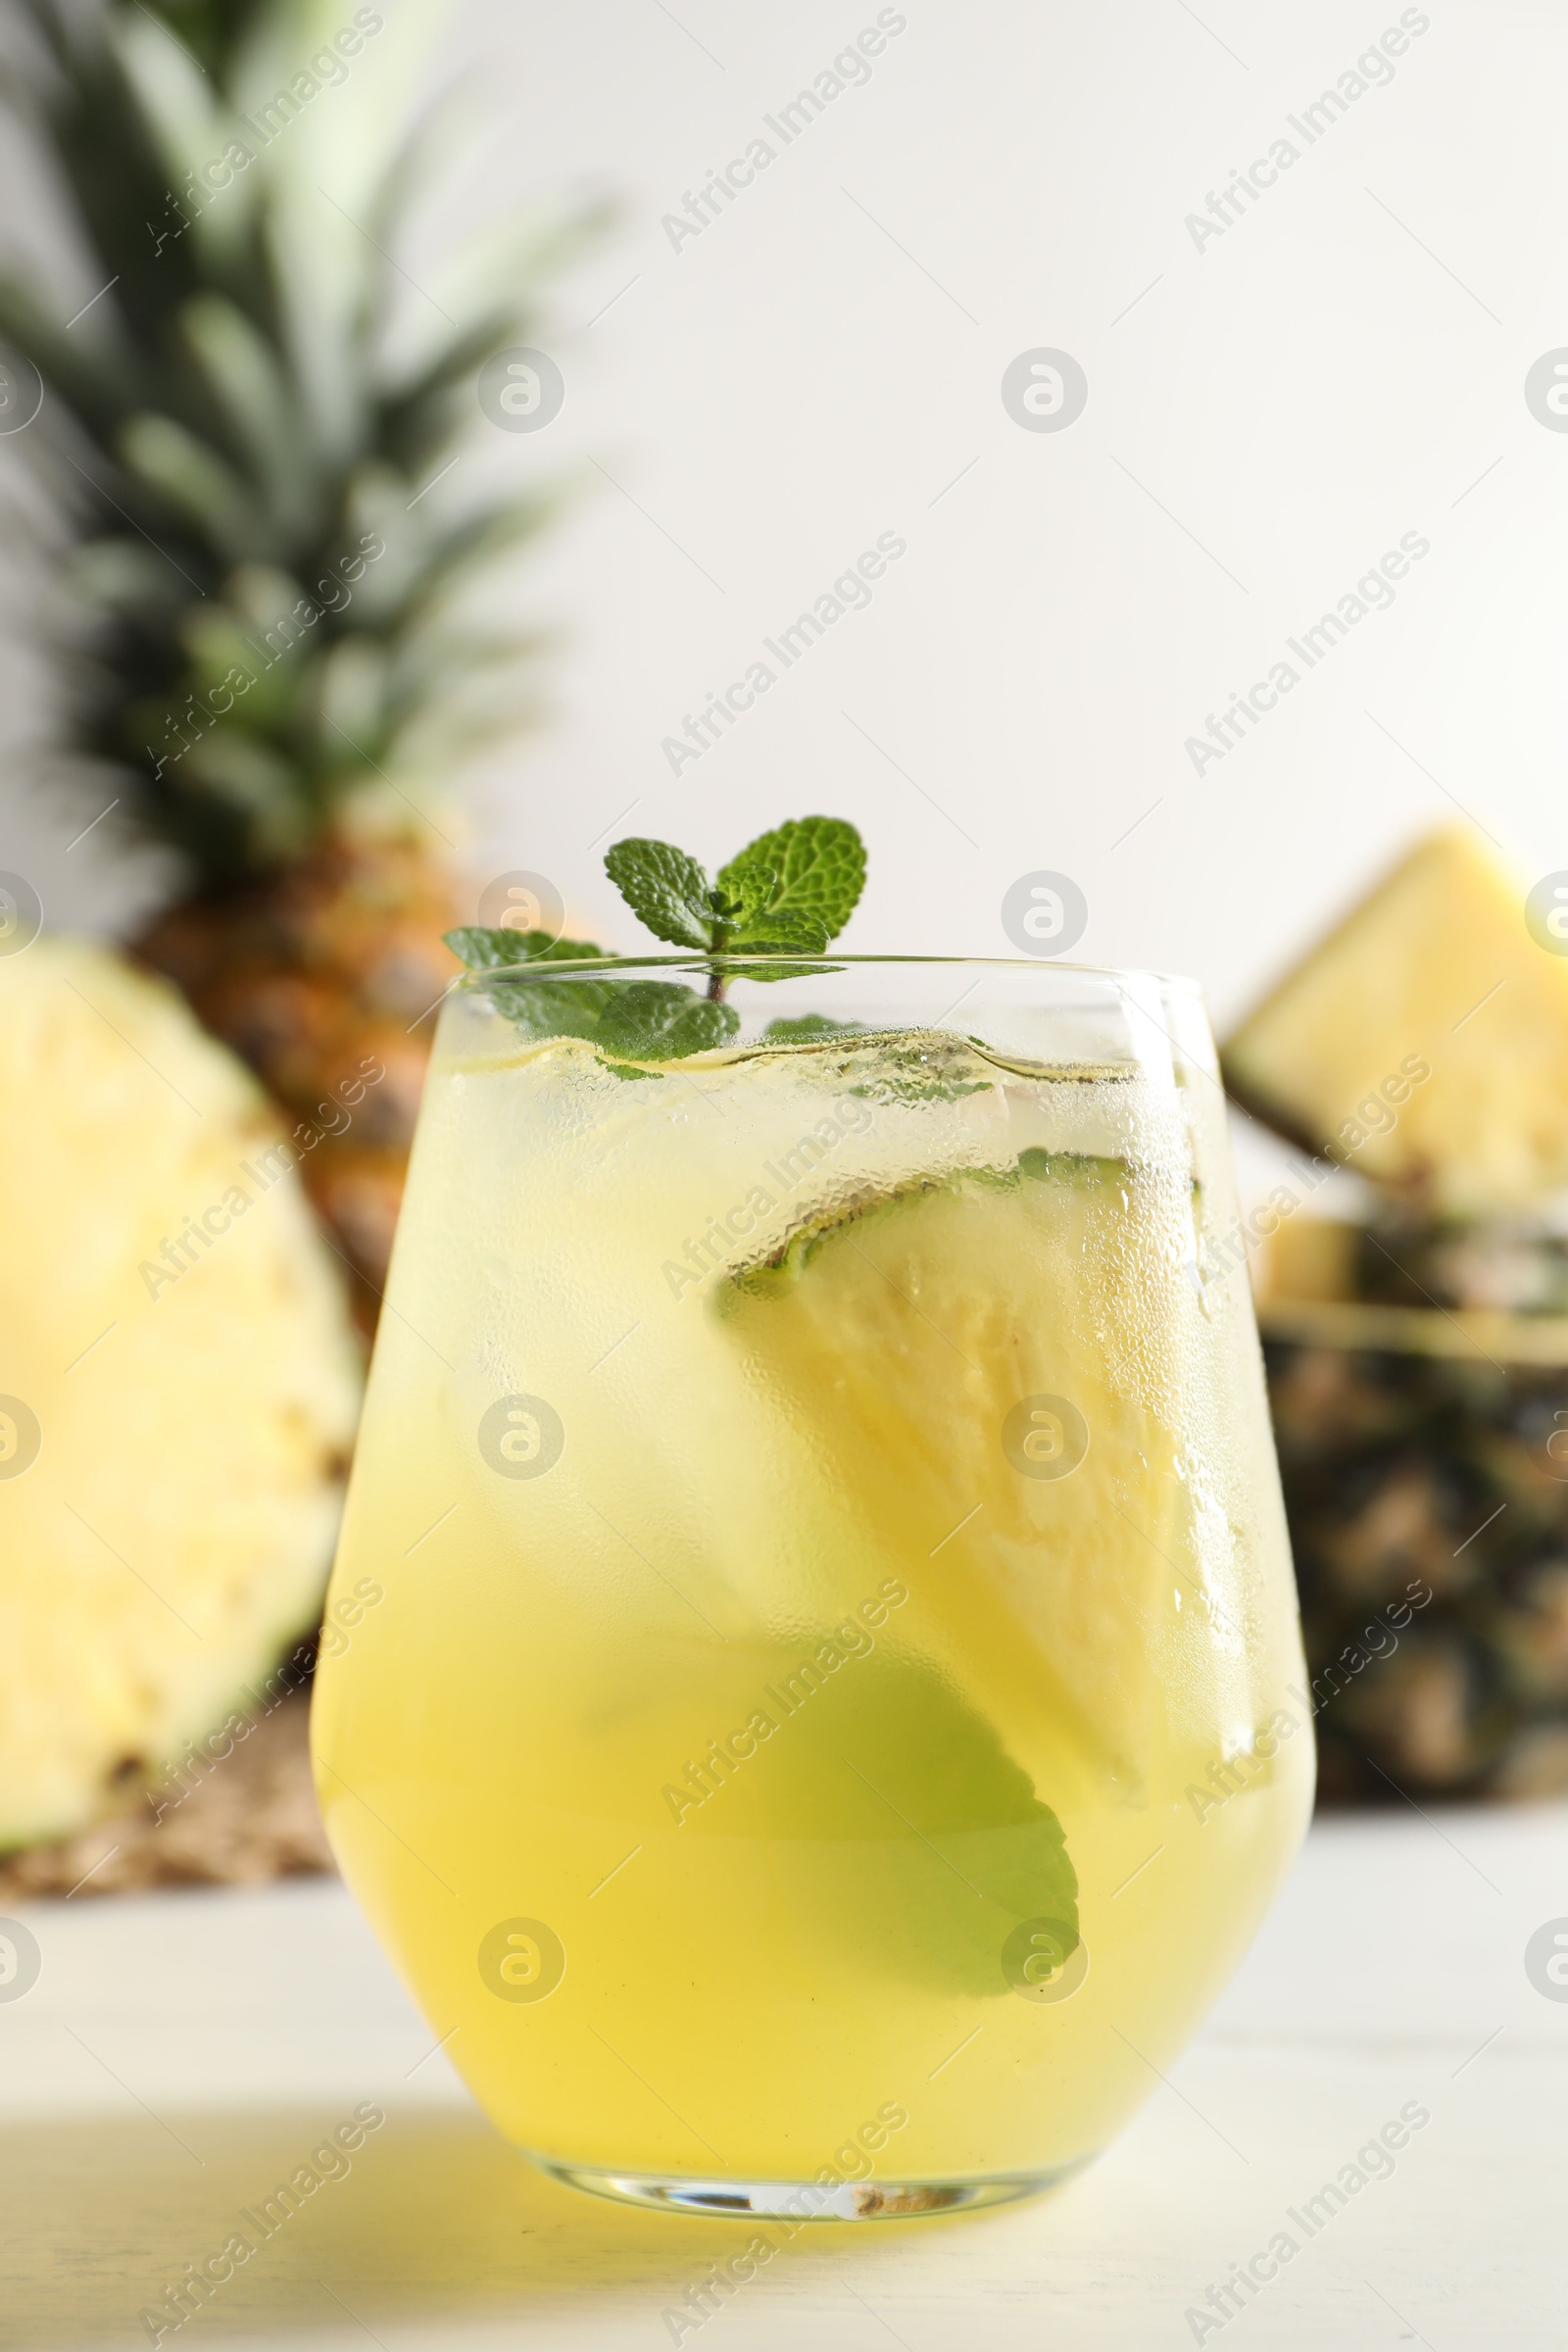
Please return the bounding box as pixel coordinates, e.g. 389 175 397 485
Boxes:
1223 827 1568 1214
714 1147 1192 1800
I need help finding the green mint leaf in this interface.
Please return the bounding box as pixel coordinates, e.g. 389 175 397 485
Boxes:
680 1645 1077 2000
728 906 832 956
761 1013 867 1041
715 845 779 927
712 860 778 934
824 1654 1077 1999
604 838 714 951
470 970 735 1067
596 980 740 1061
717 816 865 946
445 925 605 969
484 971 624 1045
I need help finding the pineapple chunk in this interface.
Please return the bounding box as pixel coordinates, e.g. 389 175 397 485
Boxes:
0 938 361 1849
1223 828 1568 1215
713 1152 1187 1796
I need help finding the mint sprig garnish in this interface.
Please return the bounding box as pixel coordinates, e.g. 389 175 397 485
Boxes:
609 816 865 959
443 813 866 1068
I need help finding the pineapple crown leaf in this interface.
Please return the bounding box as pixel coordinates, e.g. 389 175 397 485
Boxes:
0 0 597 887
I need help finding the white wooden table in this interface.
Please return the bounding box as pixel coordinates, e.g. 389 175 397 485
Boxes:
3 1801 1565 2350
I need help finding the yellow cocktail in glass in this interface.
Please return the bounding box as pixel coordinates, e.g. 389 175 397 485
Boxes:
313 956 1312 2217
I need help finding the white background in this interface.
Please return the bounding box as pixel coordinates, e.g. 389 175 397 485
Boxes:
10 0 1568 1041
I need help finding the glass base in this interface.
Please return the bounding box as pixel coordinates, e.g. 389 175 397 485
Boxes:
530 2156 1074 2220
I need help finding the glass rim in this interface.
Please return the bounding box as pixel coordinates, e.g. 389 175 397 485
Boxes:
453 952 1206 994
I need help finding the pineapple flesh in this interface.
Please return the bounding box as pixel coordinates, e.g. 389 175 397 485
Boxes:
0 937 361 1850
1224 828 1568 1215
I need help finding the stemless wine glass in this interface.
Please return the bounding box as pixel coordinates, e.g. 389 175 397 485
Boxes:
312 955 1313 2220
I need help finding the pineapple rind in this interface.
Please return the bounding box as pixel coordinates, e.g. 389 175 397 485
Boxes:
0 939 362 1849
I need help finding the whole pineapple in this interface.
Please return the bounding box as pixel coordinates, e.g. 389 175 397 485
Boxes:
0 0 584 1317
1227 829 1568 1801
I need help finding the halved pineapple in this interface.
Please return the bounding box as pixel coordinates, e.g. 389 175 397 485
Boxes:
1223 827 1568 1214
0 938 361 1849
